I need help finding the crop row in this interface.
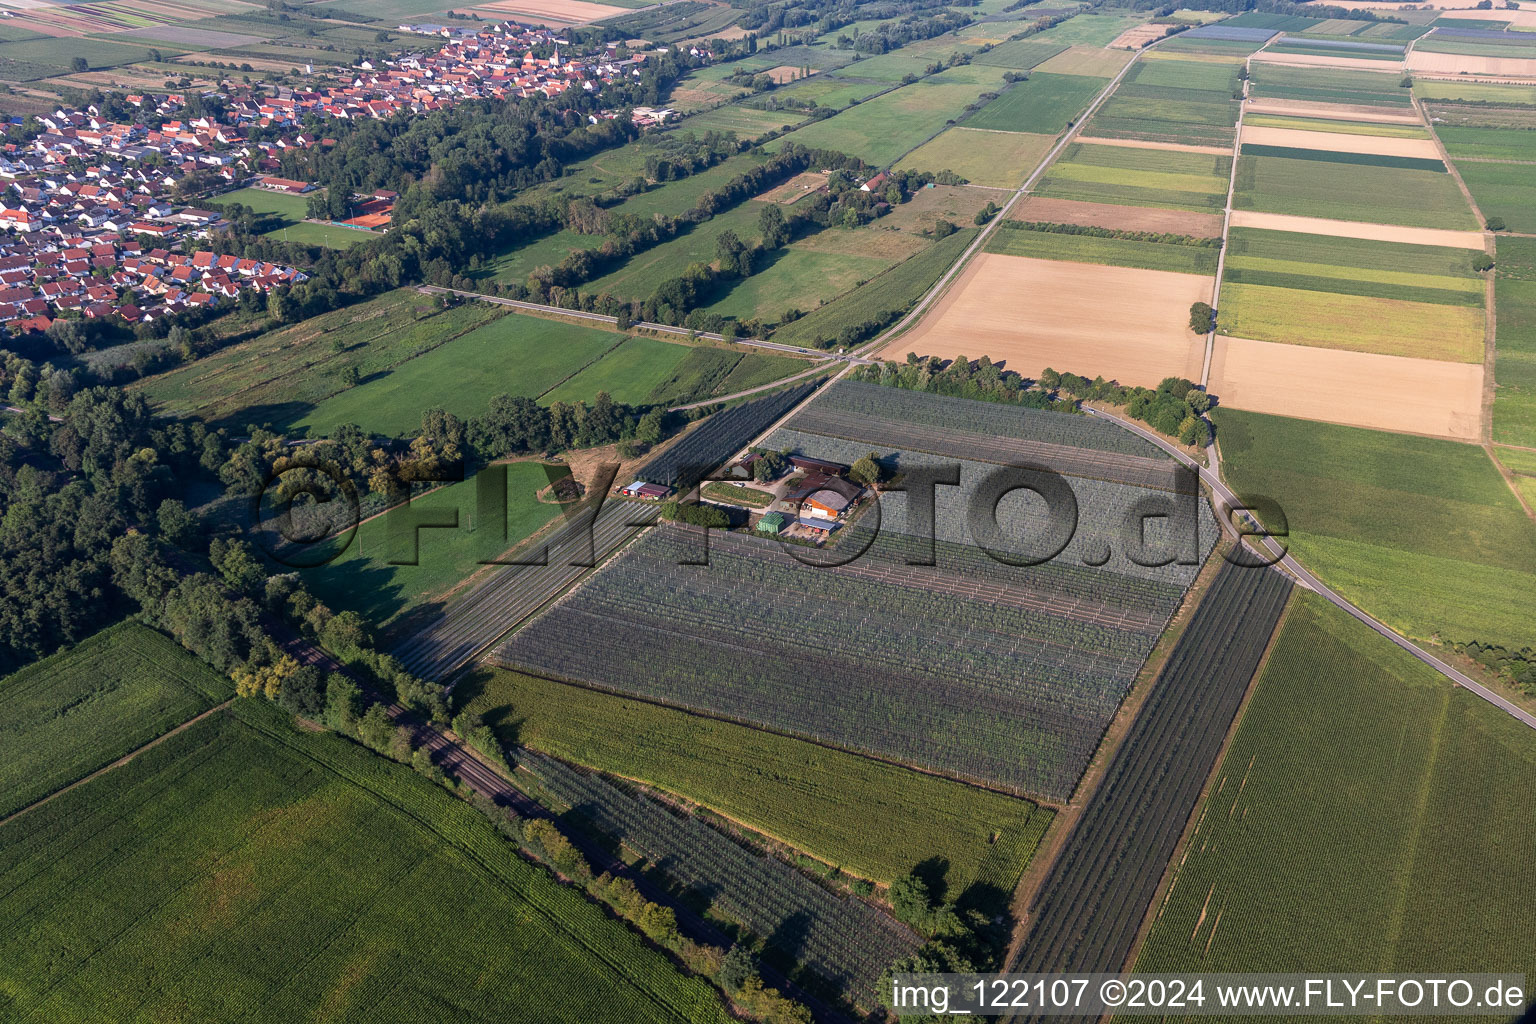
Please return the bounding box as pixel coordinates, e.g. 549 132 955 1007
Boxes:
800 381 1165 459
766 428 1217 587
517 748 921 1003
1007 561 1293 1019
498 527 1173 798
636 380 823 488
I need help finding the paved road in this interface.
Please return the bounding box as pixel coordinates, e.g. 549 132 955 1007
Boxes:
1086 406 1536 732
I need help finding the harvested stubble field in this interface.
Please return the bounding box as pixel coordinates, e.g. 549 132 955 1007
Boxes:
1408 47 1536 76
455 667 1054 891
1135 593 1536 978
986 225 1220 275
890 253 1209 384
459 0 630 23
1240 123 1441 157
1212 408 1536 650
1251 49 1405 71
1232 152 1479 230
1225 209 1486 248
1012 196 1225 236
1217 282 1484 361
1037 141 1232 211
893 127 1057 188
516 746 924 1006
0 702 730 1023
0 622 232 819
1243 97 1422 122
1208 334 1484 439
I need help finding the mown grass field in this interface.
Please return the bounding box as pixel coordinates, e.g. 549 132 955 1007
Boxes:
300 461 568 630
968 38 1067 70
1455 159 1536 233
1493 237 1536 446
1035 12 1144 45
893 126 1057 187
770 228 976 347
456 668 1053 894
770 72 890 110
0 622 231 819
582 204 762 300
0 702 729 1023
1038 141 1231 212
986 226 1220 274
1212 409 1536 650
1414 78 1536 105
296 313 626 437
703 247 897 325
961 72 1108 135
136 290 506 430
478 228 605 286
539 336 693 406
1135 593 1536 977
771 64 1011 166
1233 153 1478 230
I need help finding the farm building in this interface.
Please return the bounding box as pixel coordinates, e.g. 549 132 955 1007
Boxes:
797 516 835 533
621 480 671 500
256 176 314 194
756 511 789 535
788 475 863 519
789 455 847 476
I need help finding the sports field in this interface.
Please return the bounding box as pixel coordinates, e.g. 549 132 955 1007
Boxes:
0 622 231 819
1037 141 1232 212
961 72 1109 135
1136 593 1536 977
889 253 1209 385
1208 335 1484 439
1211 409 1536 650
296 313 627 437
455 668 1052 892
0 703 727 1023
893 126 1056 188
1233 152 1479 230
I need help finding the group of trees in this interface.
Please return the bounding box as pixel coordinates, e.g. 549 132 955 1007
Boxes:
849 352 1072 409
1044 370 1215 446
1008 220 1223 249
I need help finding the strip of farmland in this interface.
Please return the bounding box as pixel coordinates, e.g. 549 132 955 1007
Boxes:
1005 560 1293 1012
517 747 925 1006
635 380 823 488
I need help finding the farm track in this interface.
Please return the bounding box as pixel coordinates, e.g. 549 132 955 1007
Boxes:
1004 561 1293 1011
783 407 1184 490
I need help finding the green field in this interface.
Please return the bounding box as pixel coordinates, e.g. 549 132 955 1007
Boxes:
582 204 763 300
1455 159 1536 233
1035 12 1144 45
267 221 373 249
1233 153 1478 230
1248 63 1414 107
539 336 693 406
969 38 1068 70
477 229 606 286
827 52 932 82
297 313 627 437
986 226 1220 274
214 186 314 223
1493 237 1536 446
136 290 506 430
703 247 897 325
1240 142 1445 173
770 72 890 110
301 462 568 630
770 64 1012 166
770 228 976 347
961 73 1108 135
1037 141 1231 211
1218 281 1483 361
456 668 1053 893
1242 112 1432 138
212 186 371 249
0 701 728 1023
1212 409 1536 651
1223 227 1487 306
1085 56 1241 147
1136 593 1536 977
893 126 1057 187
0 36 179 78
0 622 231 820
1414 78 1536 105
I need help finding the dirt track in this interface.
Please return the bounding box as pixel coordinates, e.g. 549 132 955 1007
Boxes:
1208 334 1484 440
883 253 1208 385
